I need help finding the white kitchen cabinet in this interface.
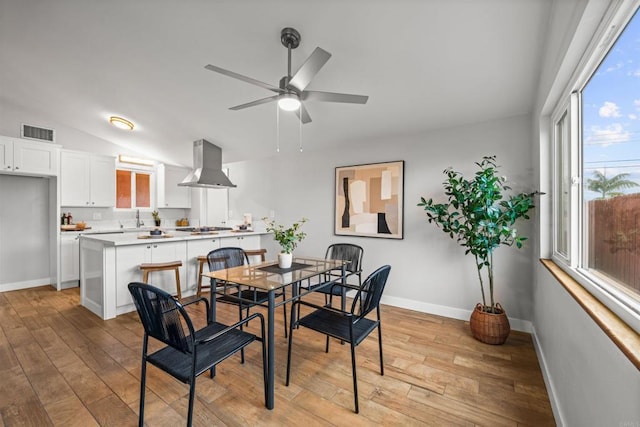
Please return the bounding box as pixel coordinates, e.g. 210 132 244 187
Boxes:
206 187 228 226
90 155 116 206
222 234 261 250
115 240 187 307
186 237 221 291
0 135 59 176
60 233 80 284
224 234 264 264
157 164 191 208
60 150 115 207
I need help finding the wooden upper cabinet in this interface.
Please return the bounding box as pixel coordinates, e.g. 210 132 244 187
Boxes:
60 150 115 207
136 172 151 208
116 169 132 208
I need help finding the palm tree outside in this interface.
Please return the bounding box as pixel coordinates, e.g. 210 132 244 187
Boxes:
586 170 639 199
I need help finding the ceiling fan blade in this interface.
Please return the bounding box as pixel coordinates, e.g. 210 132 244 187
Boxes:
288 47 331 92
295 103 312 124
302 90 368 104
229 95 280 110
205 64 284 94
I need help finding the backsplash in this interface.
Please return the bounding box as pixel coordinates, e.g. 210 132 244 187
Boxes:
60 207 190 230
59 206 258 231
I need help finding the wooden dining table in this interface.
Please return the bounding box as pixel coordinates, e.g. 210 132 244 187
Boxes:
203 256 348 410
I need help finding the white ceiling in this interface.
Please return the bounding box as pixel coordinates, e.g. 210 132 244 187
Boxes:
0 0 553 166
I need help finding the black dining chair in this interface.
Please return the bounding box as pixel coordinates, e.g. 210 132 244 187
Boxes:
286 264 391 413
307 243 364 310
128 282 266 427
207 247 288 340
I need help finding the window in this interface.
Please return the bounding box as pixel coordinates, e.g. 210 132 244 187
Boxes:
553 104 571 262
552 2 640 331
116 168 153 209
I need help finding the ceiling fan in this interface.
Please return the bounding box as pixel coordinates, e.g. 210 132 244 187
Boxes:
204 27 368 124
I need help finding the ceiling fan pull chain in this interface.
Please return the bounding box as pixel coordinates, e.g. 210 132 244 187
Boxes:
299 112 303 152
276 104 281 153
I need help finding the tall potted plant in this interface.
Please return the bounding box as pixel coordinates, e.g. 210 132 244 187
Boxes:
263 217 308 268
418 156 537 344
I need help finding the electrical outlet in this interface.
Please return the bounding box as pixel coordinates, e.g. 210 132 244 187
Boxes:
93 212 102 220
269 210 275 218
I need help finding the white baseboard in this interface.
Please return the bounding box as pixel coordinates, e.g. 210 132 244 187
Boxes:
380 295 533 333
60 280 79 290
0 278 53 292
530 326 565 427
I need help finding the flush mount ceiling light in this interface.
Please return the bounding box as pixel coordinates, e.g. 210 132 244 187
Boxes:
277 93 301 111
109 116 134 130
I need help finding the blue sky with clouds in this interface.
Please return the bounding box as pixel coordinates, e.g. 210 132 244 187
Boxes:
583 8 640 199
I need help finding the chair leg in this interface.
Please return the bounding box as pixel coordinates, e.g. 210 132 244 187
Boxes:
187 376 196 427
238 304 245 364
138 336 148 427
325 335 330 353
282 293 288 338
377 324 384 376
259 318 268 407
350 343 359 414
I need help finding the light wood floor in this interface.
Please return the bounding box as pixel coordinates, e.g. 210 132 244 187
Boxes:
0 286 555 426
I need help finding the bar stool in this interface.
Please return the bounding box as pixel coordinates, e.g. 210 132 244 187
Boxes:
245 248 267 263
139 261 183 300
196 249 268 298
195 255 209 299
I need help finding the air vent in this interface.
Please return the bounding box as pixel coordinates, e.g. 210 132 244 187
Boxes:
21 123 55 142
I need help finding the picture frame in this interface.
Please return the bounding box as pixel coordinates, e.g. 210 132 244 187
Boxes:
334 160 404 239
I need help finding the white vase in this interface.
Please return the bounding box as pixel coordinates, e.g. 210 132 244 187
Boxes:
278 252 293 269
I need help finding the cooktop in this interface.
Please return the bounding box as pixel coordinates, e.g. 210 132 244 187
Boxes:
175 226 233 232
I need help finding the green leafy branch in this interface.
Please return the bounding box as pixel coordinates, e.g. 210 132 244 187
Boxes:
263 217 308 254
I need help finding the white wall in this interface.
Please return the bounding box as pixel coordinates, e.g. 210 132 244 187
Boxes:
533 264 640 426
533 0 640 425
0 174 51 287
225 113 536 328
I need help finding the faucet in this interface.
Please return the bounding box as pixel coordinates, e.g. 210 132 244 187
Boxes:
136 209 143 228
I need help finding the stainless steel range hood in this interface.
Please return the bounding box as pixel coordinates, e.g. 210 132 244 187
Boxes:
178 139 236 188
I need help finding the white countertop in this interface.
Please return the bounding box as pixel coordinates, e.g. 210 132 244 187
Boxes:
79 230 268 246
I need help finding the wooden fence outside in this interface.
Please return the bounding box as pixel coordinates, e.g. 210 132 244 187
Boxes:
587 193 640 293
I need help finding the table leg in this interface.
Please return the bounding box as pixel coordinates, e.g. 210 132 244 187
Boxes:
267 290 275 409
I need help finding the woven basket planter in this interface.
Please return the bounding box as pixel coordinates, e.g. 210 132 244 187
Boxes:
469 303 510 345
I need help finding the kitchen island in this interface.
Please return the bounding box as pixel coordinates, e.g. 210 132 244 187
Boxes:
79 230 268 319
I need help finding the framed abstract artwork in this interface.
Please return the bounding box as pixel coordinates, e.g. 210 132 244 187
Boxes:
334 160 404 239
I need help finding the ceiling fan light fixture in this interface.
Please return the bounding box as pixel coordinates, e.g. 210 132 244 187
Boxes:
109 116 134 130
278 94 301 111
